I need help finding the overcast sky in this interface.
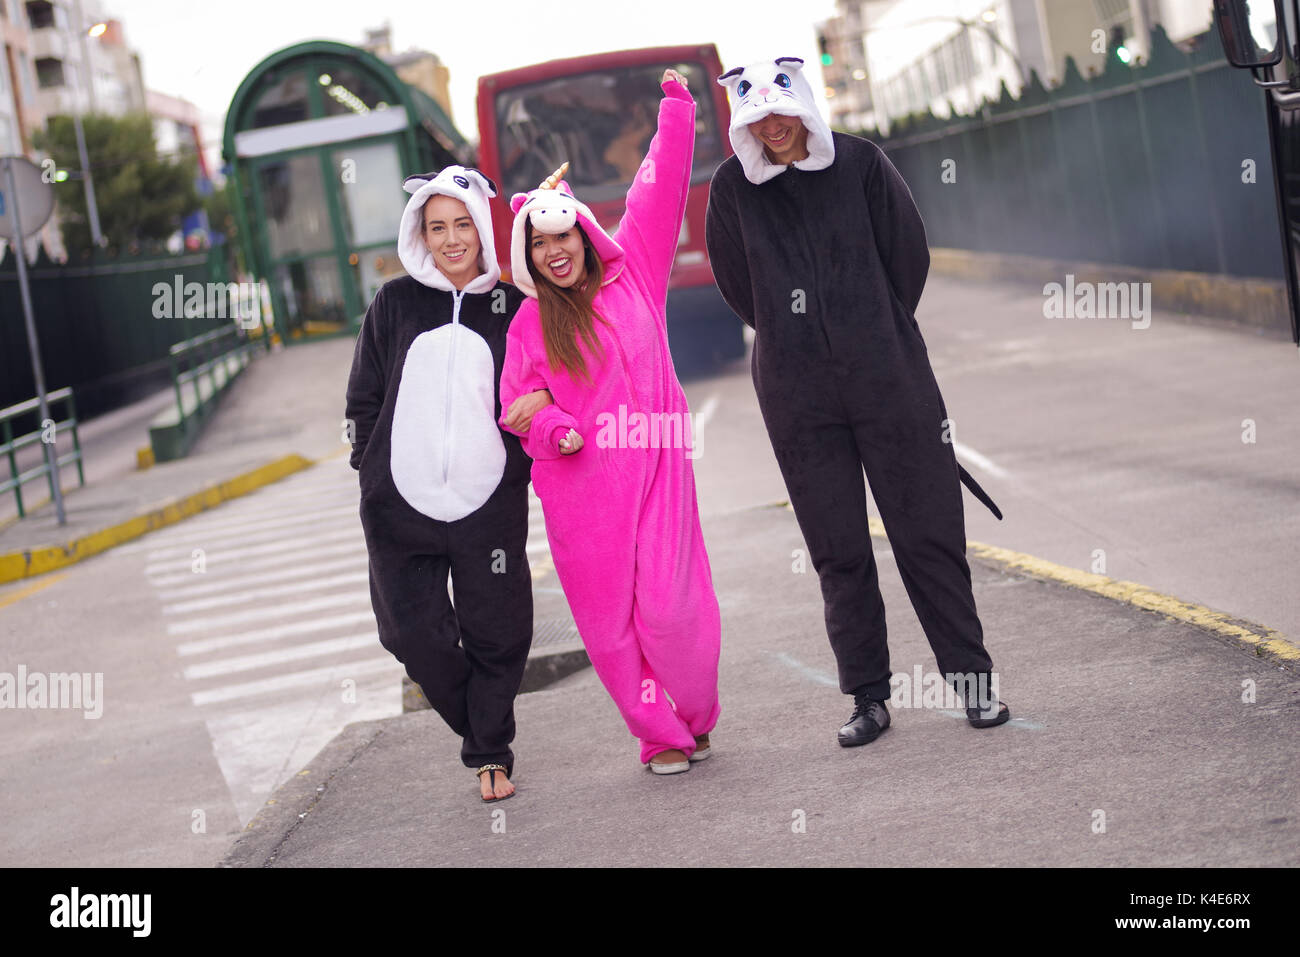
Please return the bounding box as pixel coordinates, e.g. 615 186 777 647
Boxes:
106 0 840 162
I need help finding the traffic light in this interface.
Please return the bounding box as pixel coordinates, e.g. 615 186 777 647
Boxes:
1111 25 1132 64
819 33 833 66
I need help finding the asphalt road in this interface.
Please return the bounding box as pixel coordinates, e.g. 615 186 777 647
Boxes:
1 273 1297 866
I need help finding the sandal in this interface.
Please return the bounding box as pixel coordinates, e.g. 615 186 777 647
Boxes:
476 764 515 802
689 733 711 762
648 748 690 775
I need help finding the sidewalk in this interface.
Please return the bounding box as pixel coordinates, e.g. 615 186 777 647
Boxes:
0 338 358 582
223 498 1300 868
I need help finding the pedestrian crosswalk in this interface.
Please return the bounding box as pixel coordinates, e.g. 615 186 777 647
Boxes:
136 453 556 826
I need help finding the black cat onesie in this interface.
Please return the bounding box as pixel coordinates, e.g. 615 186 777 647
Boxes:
705 58 1005 706
346 166 531 774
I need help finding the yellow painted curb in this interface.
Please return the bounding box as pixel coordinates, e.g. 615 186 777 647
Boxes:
0 453 316 585
782 500 1299 665
969 540 1300 665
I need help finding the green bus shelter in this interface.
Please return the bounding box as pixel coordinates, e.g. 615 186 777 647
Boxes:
223 40 467 342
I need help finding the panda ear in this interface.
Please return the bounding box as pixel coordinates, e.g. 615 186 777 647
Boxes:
403 171 438 195
463 167 498 198
717 66 743 89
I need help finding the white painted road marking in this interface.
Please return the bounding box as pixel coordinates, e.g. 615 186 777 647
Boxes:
953 440 1011 480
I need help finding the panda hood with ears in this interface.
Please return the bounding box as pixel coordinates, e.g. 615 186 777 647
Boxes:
717 56 835 185
397 165 501 294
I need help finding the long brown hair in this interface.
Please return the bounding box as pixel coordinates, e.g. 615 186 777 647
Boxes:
525 219 607 383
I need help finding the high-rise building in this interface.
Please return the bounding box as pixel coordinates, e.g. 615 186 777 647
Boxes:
0 1 147 260
22 2 144 124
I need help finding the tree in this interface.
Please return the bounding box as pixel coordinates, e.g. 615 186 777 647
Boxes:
32 113 201 255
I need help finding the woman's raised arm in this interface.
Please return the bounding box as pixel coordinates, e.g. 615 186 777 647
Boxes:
615 71 696 302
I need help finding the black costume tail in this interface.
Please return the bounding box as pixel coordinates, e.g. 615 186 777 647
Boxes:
958 465 1003 521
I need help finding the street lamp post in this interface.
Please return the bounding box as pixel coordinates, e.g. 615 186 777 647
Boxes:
72 0 104 247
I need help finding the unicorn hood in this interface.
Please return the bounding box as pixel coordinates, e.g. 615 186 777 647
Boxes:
397 165 500 294
508 163 626 299
717 56 835 185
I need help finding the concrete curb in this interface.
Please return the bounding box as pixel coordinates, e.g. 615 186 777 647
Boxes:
929 247 1291 338
778 501 1300 670
966 540 1300 667
220 718 387 868
0 453 316 585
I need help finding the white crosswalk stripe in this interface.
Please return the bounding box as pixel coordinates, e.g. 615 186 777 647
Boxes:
147 538 365 585
156 554 369 600
145 455 555 826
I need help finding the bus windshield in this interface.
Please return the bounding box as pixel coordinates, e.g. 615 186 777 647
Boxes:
494 60 727 204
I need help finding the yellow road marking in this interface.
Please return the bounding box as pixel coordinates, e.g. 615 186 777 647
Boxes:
779 500 1298 664
0 454 315 585
966 541 1300 663
0 573 67 610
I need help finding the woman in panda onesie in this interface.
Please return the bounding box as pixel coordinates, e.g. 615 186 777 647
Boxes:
498 70 722 775
346 166 551 802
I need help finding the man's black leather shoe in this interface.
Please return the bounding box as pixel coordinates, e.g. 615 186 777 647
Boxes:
966 700 1011 728
838 695 890 747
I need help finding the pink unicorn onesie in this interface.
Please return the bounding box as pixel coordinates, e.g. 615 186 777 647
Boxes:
498 74 721 773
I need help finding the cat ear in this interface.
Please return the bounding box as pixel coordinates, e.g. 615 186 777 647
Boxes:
717 66 744 89
774 56 806 75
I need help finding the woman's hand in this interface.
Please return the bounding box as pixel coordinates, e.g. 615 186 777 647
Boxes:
504 389 553 432
662 68 688 89
558 429 584 455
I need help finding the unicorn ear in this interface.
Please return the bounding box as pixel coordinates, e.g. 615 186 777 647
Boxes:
510 192 530 214
717 66 743 89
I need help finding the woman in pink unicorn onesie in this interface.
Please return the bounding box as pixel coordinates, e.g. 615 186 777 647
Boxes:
499 69 721 775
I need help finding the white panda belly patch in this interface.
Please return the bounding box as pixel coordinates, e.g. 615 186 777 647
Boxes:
389 325 506 521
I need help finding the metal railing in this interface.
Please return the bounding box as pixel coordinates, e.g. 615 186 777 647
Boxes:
0 388 85 519
167 325 257 441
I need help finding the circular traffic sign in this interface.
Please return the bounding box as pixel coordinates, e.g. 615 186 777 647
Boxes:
0 156 56 240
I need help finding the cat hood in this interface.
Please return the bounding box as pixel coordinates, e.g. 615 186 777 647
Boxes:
508 162 625 299
397 165 500 294
717 56 835 185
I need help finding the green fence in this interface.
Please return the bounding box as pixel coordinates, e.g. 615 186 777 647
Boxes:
0 387 85 519
0 244 241 419
859 25 1284 283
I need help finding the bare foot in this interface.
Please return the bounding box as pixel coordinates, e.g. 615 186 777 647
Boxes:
477 766 515 801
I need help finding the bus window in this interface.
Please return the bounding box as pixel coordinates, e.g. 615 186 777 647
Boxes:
494 61 725 203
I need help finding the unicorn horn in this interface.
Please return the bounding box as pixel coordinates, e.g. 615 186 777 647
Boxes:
540 162 570 190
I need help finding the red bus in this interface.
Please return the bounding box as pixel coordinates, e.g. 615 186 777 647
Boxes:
476 44 745 367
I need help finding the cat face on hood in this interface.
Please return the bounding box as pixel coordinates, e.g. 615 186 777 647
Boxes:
717 56 835 185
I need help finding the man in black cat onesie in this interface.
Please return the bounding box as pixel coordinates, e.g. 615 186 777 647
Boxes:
705 56 1011 747
346 165 550 800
